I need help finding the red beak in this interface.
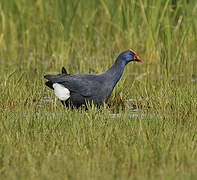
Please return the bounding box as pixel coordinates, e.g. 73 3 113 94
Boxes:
129 49 143 62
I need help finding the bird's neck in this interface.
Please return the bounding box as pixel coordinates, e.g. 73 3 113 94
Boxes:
105 58 126 88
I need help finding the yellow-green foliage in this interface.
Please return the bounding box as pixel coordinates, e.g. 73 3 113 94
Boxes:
0 0 196 179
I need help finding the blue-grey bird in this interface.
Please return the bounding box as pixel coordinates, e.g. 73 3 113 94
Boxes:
44 49 142 109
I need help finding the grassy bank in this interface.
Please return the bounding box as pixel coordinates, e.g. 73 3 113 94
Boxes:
0 0 196 179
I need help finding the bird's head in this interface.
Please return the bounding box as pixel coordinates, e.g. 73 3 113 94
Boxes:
120 49 142 64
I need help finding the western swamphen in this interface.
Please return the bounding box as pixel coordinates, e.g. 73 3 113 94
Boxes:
44 49 142 109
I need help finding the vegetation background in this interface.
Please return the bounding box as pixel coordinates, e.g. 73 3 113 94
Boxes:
0 0 196 179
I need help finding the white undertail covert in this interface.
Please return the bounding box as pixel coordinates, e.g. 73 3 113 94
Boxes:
52 83 70 101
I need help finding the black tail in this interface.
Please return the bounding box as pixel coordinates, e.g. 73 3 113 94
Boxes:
45 81 53 89
44 66 69 89
44 74 58 81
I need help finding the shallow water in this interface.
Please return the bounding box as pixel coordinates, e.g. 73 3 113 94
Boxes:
24 111 155 120
172 73 197 83
36 94 157 119
109 113 155 119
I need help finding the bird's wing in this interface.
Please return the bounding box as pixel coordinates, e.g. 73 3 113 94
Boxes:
44 74 101 97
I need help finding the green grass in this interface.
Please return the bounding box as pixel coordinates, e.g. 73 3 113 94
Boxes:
0 0 197 179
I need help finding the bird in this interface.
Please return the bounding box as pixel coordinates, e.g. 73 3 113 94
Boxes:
44 49 142 109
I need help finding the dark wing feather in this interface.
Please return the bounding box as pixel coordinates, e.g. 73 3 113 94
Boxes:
62 67 68 74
